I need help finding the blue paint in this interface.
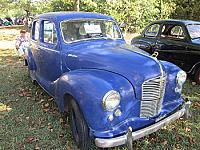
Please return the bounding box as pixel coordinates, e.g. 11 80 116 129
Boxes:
28 12 185 139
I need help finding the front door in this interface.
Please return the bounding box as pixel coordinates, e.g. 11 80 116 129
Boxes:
155 24 188 70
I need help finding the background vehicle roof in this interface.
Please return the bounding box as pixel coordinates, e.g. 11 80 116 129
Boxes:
152 19 200 25
36 11 114 21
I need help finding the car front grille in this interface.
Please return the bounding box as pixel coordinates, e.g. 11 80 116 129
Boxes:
140 75 166 118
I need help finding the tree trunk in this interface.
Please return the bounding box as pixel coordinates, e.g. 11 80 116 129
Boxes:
76 0 80 11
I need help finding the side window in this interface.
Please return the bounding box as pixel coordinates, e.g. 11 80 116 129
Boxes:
145 24 160 37
32 21 39 41
170 26 185 39
43 21 57 44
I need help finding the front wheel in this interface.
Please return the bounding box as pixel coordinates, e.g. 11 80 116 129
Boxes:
194 68 200 84
69 99 91 150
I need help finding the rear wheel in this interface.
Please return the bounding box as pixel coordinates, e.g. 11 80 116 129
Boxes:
194 68 200 84
69 99 91 150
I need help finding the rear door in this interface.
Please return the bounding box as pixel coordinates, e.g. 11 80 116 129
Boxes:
38 20 62 83
155 24 188 69
31 19 62 94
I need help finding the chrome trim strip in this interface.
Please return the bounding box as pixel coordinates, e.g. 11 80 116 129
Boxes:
38 46 60 53
95 101 190 148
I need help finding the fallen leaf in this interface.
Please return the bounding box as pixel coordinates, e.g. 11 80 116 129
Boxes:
19 93 24 97
175 133 182 141
185 127 192 132
38 99 45 104
67 146 74 150
44 103 49 108
188 136 194 145
48 123 53 130
26 137 34 144
162 139 168 145
60 118 64 123
43 108 49 112
34 144 40 150
175 144 180 149
59 134 64 138
192 82 196 85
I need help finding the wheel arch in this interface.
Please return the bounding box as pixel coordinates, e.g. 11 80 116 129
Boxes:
191 62 200 75
63 93 74 112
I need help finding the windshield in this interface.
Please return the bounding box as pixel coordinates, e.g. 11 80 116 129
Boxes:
187 24 200 39
61 19 122 42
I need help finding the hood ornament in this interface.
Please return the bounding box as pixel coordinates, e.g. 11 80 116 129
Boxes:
152 51 159 58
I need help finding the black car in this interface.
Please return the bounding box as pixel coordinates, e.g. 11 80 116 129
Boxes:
0 18 3 26
131 20 200 84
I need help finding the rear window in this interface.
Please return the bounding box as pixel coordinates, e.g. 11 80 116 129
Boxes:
32 21 39 41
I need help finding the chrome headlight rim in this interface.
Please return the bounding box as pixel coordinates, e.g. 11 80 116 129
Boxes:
102 90 120 112
175 70 187 93
176 70 187 85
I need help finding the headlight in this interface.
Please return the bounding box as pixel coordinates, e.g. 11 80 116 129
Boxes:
102 90 120 111
175 70 187 93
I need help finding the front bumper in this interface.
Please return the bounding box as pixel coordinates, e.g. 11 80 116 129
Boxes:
95 101 191 148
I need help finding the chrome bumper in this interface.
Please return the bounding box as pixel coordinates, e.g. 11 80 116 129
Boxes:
95 101 191 148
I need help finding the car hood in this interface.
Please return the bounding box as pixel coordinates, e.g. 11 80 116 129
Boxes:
64 40 164 99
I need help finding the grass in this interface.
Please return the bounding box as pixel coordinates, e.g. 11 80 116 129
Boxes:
0 28 199 150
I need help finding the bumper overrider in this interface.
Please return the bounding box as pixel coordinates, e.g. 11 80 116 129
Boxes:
95 101 191 148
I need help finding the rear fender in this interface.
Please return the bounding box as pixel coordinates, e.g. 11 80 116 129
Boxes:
27 48 36 70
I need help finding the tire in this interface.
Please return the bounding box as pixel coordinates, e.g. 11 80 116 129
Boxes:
194 68 200 84
69 99 91 150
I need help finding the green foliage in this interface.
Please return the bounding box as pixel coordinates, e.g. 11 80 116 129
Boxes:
170 0 200 21
0 0 200 32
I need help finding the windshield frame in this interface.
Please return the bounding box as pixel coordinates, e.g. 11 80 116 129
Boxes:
186 24 200 39
60 18 123 44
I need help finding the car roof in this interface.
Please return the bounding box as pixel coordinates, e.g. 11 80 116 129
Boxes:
152 19 200 25
36 11 114 21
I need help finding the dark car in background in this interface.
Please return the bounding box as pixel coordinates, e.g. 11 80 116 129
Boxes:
131 20 200 84
0 18 3 26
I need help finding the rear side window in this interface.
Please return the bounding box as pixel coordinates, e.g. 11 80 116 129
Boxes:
145 24 160 37
161 25 185 40
43 21 57 44
170 26 185 39
32 21 39 41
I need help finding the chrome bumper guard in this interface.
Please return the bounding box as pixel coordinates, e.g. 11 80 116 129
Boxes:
95 101 191 148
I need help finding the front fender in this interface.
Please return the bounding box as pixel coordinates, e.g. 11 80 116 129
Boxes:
54 69 137 132
161 60 184 104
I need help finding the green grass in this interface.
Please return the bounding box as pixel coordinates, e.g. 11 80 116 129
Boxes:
0 29 199 150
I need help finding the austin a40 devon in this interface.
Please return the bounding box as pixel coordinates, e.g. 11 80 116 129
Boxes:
28 12 190 149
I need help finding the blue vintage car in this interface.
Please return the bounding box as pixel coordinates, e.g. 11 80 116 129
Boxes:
28 12 190 149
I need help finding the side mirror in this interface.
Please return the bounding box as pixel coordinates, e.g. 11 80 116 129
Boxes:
120 22 126 29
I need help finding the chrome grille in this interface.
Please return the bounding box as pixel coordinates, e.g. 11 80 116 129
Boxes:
140 75 166 118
